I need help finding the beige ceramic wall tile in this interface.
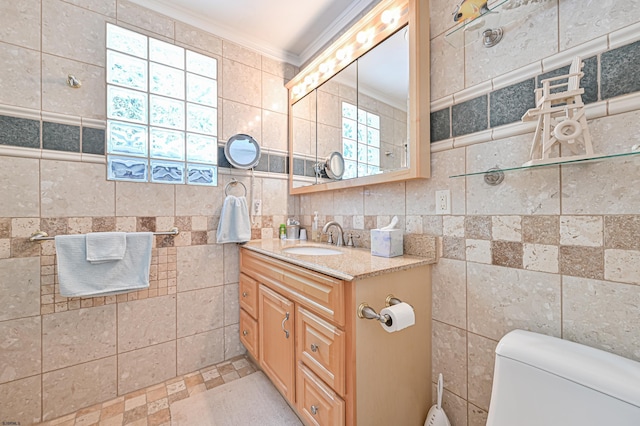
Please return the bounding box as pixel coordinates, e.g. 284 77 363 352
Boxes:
468 404 489 426
115 181 174 217
261 178 289 215
0 316 41 384
443 216 465 237
41 160 115 217
432 321 467 398
177 328 225 375
0 44 41 110
224 323 245 359
0 257 41 321
560 216 603 247
42 0 111 67
63 0 116 17
432 258 466 328
332 187 364 216
42 54 106 119
430 34 464 101
117 295 176 353
116 0 174 38
0 0 41 49
262 72 288 115
42 356 117 421
175 22 223 57
261 110 288 151
115 216 137 232
223 244 239 284
221 99 262 140
222 59 261 108
467 263 561 341
605 215 640 250
177 244 224 291
604 249 640 285
261 56 296 80
559 0 638 49
175 183 222 216
432 385 468 426
465 239 492 264
563 276 640 361
406 215 423 233
177 287 224 338
11 218 40 238
492 216 522 242
42 304 117 371
67 217 93 234
523 243 559 273
522 215 559 245
364 181 406 215
0 158 40 218
0 240 9 259
222 41 261 69
467 333 497 411
117 341 176 395
224 283 239 327
465 1 557 87
0 375 42 424
466 135 560 215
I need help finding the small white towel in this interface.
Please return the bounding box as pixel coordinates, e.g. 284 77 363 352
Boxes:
55 232 153 297
86 232 127 263
217 195 251 244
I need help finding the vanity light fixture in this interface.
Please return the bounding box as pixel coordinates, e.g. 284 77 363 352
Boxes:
287 0 410 103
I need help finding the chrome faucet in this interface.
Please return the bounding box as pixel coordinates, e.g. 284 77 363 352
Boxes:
322 221 344 246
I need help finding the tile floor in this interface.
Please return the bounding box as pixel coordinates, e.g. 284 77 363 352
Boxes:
36 355 258 426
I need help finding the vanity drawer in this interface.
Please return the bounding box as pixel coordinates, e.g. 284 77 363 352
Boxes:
297 306 345 396
239 309 259 359
241 249 345 326
239 273 258 319
296 363 345 426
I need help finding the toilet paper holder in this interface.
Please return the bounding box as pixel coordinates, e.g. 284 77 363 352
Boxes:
357 295 404 325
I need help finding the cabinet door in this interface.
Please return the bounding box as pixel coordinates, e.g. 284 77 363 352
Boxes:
239 309 259 359
239 273 258 319
259 284 296 402
296 363 345 426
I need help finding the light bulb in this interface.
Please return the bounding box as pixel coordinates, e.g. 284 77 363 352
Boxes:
356 30 369 44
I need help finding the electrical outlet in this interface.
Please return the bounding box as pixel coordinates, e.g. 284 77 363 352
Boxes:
253 199 262 216
435 190 451 215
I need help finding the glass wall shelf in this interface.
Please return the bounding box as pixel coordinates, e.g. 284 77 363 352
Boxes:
449 150 640 179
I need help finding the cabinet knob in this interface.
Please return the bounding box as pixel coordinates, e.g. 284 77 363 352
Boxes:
310 343 319 352
242 291 248 297
310 405 319 415
242 330 249 336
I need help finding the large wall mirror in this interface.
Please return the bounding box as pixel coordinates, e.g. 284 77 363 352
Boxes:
287 0 430 194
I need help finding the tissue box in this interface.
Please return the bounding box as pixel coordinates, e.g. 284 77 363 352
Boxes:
370 229 403 258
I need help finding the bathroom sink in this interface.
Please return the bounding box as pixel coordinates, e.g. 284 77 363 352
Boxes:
282 246 343 256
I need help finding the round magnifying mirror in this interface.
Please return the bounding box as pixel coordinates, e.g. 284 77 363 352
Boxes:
224 134 261 169
325 151 345 180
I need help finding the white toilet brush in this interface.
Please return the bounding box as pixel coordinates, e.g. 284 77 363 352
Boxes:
424 373 451 426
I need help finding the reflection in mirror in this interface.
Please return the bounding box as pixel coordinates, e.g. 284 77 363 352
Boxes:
291 91 317 187
224 134 261 169
324 151 345 179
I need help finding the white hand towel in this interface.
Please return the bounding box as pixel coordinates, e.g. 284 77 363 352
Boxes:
86 232 127 263
55 232 153 297
217 195 251 244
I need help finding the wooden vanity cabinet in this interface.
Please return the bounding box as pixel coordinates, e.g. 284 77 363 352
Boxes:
239 247 431 426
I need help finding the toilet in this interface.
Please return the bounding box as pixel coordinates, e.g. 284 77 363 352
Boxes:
486 329 640 426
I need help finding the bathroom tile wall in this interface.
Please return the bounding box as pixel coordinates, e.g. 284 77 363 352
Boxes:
0 1 295 423
296 1 640 425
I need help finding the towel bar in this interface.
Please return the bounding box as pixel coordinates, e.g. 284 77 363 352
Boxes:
224 178 247 196
29 227 180 242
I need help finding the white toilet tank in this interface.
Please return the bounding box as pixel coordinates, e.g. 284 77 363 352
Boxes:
486 330 640 426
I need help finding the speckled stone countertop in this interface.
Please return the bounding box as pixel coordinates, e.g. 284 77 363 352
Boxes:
241 239 437 281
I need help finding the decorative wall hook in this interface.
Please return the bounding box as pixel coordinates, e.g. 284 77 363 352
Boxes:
67 74 82 88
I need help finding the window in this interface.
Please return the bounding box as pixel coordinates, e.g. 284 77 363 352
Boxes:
341 101 380 179
105 24 218 186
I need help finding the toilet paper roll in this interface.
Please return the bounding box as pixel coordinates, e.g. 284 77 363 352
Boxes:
379 302 415 333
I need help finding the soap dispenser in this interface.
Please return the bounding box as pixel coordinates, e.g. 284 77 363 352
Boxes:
312 212 319 242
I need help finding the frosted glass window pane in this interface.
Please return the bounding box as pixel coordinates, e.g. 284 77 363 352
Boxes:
357 109 367 124
186 103 217 135
357 124 366 143
107 120 148 157
342 139 356 160
368 146 380 166
367 113 380 129
186 51 217 78
187 164 217 186
108 156 148 181
107 86 147 124
368 165 380 175
187 134 217 164
150 160 184 184
187 73 217 107
357 143 367 162
342 102 357 120
106 23 147 59
150 63 185 99
368 128 380 147
342 119 356 140
357 163 367 177
107 50 147 90
150 95 185 130
149 38 184 69
343 159 357 179
150 127 185 160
